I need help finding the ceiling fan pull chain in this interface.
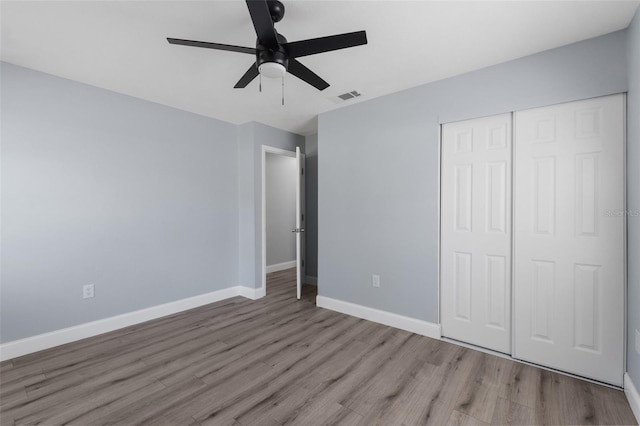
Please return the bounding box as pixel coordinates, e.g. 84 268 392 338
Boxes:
282 75 285 106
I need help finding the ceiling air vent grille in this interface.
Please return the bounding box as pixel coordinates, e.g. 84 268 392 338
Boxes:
337 90 362 101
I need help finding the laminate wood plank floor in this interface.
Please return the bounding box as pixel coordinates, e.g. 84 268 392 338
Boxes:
1 269 636 425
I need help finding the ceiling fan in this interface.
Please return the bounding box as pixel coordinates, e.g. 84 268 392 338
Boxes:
167 0 367 91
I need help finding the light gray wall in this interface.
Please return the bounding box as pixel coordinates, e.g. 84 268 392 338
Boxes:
265 153 296 266
318 30 628 323
304 134 318 278
1 62 238 342
626 7 640 388
237 123 257 288
237 122 304 288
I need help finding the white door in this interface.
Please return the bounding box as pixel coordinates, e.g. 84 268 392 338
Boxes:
513 94 624 386
441 113 512 354
295 147 306 300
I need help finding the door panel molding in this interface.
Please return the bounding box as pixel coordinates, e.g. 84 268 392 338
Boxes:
441 113 513 354
513 94 625 386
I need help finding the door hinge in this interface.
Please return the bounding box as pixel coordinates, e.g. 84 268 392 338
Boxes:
302 259 305 267
302 214 304 221
301 168 304 176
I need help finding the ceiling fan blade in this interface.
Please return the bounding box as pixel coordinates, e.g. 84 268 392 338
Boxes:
234 64 260 88
287 59 329 91
167 38 255 54
245 0 279 50
283 31 367 58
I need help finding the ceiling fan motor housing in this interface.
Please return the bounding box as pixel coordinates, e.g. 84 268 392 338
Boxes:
256 32 289 77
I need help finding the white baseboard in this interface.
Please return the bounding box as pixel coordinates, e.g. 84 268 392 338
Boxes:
266 261 296 273
315 295 441 339
625 373 640 424
305 276 317 285
0 285 263 361
238 286 266 300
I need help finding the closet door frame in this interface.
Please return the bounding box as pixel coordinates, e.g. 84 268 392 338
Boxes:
438 94 626 387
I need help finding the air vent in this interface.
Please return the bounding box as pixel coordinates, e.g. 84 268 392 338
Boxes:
337 90 362 101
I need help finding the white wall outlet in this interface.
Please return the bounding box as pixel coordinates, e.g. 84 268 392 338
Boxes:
636 329 640 355
83 284 95 299
372 274 380 288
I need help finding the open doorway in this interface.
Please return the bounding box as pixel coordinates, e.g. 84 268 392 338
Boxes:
261 146 312 300
265 151 296 271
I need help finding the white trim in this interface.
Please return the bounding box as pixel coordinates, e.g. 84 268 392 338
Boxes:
623 95 628 382
316 295 441 339
238 285 266 300
261 145 297 298
305 275 317 285
266 260 296 274
262 146 267 295
437 121 442 325
0 286 261 361
625 373 640 424
511 111 517 359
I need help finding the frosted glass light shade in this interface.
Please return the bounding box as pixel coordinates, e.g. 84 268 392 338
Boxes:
258 62 286 78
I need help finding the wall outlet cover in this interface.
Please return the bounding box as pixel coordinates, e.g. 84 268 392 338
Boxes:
83 284 95 299
372 274 380 288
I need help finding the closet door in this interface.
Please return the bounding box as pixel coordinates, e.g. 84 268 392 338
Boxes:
441 113 512 354
513 94 624 386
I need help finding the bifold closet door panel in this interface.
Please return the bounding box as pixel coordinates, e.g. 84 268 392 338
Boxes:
441 113 512 354
513 94 624 386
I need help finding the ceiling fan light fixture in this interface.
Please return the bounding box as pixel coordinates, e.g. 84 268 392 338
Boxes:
258 62 286 78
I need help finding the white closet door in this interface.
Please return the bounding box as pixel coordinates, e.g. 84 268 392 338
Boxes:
513 94 624 386
441 113 512 354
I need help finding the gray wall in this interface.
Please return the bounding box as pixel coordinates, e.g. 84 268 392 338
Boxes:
627 7 640 388
318 30 628 323
237 122 304 289
237 123 256 289
1 62 239 342
265 153 296 266
304 134 318 278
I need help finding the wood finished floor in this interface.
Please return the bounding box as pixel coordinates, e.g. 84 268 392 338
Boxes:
0 269 636 426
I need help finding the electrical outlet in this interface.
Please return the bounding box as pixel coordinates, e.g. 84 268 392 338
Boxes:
83 284 95 299
636 329 640 355
372 274 380 288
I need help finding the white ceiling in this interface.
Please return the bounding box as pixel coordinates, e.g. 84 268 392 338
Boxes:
2 1 639 135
